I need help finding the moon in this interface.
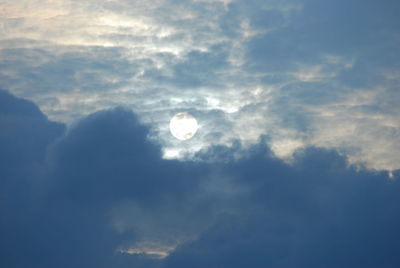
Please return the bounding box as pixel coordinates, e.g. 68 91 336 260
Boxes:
169 112 198 141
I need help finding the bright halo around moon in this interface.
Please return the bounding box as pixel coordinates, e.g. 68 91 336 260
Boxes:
169 112 198 141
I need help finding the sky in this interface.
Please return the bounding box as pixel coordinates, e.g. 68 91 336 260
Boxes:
0 0 400 267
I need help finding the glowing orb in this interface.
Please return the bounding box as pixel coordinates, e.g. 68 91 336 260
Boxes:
169 112 198 141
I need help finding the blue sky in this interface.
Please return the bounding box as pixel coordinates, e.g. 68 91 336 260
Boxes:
1 0 400 267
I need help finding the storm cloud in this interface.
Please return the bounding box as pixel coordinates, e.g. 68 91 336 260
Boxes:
1 90 399 267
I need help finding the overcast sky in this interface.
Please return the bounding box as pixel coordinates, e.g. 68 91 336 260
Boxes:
1 1 400 267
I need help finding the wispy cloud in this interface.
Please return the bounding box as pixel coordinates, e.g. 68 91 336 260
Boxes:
1 0 399 172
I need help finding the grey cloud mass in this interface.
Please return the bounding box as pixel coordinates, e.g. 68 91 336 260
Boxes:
1 90 400 268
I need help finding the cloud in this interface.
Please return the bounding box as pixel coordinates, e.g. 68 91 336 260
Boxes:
0 89 66 267
1 1 400 267
165 147 400 268
0 90 210 267
1 0 399 172
1 90 399 267
0 89 64 179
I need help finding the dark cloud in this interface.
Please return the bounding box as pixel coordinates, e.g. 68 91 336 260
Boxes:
0 89 64 196
1 90 400 268
0 90 202 267
166 147 400 268
46 107 206 206
0 89 65 267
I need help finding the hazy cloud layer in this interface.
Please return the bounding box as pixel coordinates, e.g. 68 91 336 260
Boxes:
1 0 399 172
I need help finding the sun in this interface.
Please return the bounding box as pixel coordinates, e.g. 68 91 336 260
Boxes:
169 112 198 141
